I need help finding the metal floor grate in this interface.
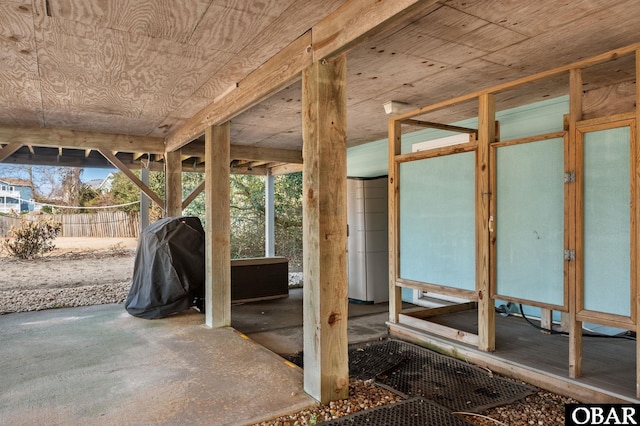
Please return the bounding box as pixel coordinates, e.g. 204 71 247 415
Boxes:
320 398 472 426
352 339 536 412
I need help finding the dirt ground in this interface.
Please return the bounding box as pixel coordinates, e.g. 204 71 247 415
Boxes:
0 237 137 291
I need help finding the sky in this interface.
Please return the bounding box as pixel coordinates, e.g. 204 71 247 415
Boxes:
81 167 115 182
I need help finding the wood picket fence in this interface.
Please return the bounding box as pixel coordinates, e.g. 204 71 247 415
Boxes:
0 211 140 238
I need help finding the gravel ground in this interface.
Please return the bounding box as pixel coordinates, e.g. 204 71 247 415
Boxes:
253 379 577 426
0 244 575 425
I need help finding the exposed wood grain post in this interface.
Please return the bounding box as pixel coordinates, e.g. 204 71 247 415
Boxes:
165 150 183 217
204 123 231 328
140 167 150 232
569 68 583 378
302 54 349 403
388 119 402 323
477 93 495 352
265 172 275 257
635 50 640 398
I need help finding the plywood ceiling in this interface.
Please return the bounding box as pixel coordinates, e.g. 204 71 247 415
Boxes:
1 0 640 163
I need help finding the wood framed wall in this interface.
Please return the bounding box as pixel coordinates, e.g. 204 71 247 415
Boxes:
387 43 640 397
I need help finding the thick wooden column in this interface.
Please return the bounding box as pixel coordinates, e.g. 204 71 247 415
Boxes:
568 69 583 378
388 119 402 323
477 93 496 352
204 123 231 328
302 54 349 403
165 150 182 217
636 50 640 398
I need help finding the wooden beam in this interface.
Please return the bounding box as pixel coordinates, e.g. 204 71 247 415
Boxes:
393 43 640 123
388 119 402 324
230 145 303 163
568 68 583 379
398 314 479 346
27 145 35 155
0 143 22 162
0 125 164 153
182 179 205 211
165 32 313 152
302 54 349 403
270 163 303 175
400 119 477 136
477 93 495 352
312 0 438 61
84 148 91 158
165 150 182 217
98 149 164 209
166 0 439 153
204 122 231 328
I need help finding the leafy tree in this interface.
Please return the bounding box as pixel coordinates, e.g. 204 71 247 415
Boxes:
99 169 303 270
274 173 303 270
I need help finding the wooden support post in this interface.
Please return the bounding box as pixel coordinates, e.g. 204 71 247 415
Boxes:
265 172 275 257
569 68 583 378
140 167 150 232
540 309 553 333
635 50 640 398
204 123 231 328
302 54 349 403
388 119 402 323
477 93 495 352
165 150 182 217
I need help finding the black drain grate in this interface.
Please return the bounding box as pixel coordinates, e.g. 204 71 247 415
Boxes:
358 340 536 412
349 341 408 380
320 398 472 426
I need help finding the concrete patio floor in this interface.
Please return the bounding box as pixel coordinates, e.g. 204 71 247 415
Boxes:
0 304 316 426
0 289 394 425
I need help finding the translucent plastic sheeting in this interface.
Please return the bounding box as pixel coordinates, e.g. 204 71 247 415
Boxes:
399 152 475 291
583 126 631 317
495 138 565 306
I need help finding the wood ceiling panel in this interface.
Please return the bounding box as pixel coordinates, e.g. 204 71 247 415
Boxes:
347 48 450 103
229 125 302 150
193 0 346 99
188 0 296 52
42 108 162 135
483 1 640 73
1 2 34 39
0 2 39 95
441 0 612 38
346 99 389 146
43 0 211 43
0 105 43 127
0 73 42 107
374 58 519 111
410 5 527 53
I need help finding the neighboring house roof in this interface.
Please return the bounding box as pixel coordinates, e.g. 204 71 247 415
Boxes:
0 178 33 188
85 179 103 190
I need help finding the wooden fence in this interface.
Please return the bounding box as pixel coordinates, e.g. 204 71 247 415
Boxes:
0 211 140 238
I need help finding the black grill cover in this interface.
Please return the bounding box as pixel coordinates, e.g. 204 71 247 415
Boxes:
125 216 205 319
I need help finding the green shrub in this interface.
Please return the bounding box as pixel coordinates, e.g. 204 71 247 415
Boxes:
3 218 62 259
